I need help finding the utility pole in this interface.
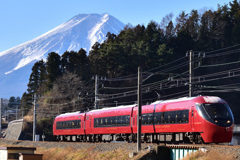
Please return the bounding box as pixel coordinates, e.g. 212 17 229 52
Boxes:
15 105 18 120
22 104 23 119
189 50 194 97
94 75 99 109
33 93 37 141
0 98 2 137
137 67 142 152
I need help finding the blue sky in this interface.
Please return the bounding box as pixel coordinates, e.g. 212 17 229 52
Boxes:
0 0 232 53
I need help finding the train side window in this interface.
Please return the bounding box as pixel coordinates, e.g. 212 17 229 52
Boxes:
183 110 189 123
117 116 121 126
103 118 106 127
100 118 103 127
115 117 118 126
94 119 97 127
75 120 78 128
160 113 164 124
163 112 168 123
96 119 99 127
154 112 160 124
112 117 116 126
177 111 183 123
120 116 123 126
142 114 148 125
126 116 130 126
148 113 153 125
108 117 112 127
121 116 124 126
169 111 176 123
109 117 112 127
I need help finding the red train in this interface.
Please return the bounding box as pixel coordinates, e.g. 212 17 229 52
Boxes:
53 96 234 143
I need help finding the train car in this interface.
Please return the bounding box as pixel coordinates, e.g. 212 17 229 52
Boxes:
131 96 234 143
53 96 234 143
84 104 135 142
53 111 85 141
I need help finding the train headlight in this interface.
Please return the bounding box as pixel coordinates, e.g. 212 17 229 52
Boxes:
227 120 231 123
215 120 218 123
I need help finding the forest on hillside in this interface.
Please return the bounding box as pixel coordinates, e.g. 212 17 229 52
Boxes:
16 0 240 133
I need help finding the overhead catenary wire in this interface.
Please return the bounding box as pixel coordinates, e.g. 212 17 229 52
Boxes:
27 44 240 116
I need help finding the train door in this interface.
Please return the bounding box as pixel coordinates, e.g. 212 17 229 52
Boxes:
86 114 93 134
89 114 93 134
132 107 138 133
130 107 134 133
83 113 86 135
191 106 195 130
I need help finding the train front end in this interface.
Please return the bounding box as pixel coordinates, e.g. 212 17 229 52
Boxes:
195 96 234 143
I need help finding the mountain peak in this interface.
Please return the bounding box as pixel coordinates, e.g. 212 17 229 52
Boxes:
0 13 125 98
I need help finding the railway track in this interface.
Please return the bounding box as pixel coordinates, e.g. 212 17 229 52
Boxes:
0 139 240 159
1 138 239 149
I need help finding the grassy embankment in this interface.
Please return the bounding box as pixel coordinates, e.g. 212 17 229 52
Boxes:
36 147 149 160
36 147 236 160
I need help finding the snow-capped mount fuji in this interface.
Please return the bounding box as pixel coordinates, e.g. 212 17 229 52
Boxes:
0 13 125 98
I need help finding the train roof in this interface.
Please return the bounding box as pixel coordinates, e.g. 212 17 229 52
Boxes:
56 111 81 118
88 104 137 113
55 96 226 118
150 97 195 105
150 96 225 105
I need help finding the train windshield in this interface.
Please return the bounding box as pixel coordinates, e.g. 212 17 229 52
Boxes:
196 103 234 127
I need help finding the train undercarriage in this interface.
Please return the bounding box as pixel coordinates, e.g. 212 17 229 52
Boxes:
55 132 204 144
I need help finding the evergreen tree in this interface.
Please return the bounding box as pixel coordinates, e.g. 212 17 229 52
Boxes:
20 92 32 116
229 0 240 44
77 48 91 80
27 60 46 95
46 52 62 89
8 96 16 108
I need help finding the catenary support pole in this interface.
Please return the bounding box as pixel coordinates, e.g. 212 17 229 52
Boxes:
189 50 194 97
33 93 37 141
95 75 99 109
137 67 142 152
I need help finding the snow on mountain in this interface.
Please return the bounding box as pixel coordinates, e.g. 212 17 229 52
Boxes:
0 13 125 98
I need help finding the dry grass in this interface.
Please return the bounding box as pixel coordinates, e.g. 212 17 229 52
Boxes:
23 115 33 123
22 115 33 131
183 149 235 160
36 147 130 160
